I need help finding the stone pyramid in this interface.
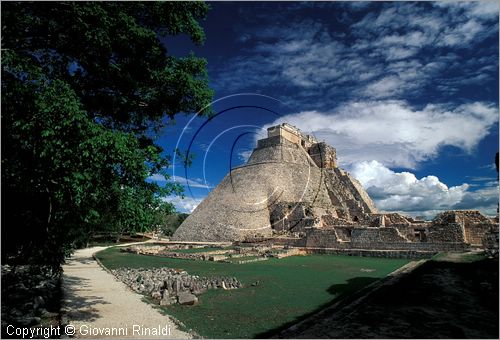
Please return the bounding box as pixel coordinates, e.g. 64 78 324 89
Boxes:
172 123 378 242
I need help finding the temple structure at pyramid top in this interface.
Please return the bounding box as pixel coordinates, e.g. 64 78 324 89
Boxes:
173 123 378 242
248 123 338 169
173 123 496 254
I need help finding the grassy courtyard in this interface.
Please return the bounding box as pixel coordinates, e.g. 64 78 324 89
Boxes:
96 247 409 338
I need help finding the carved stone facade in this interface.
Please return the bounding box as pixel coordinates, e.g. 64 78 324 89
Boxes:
308 142 337 168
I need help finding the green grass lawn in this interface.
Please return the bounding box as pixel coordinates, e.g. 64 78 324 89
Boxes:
225 255 266 264
97 247 409 338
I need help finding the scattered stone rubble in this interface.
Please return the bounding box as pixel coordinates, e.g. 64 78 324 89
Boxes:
122 245 228 261
1 265 60 330
111 267 242 306
482 222 499 258
123 244 306 263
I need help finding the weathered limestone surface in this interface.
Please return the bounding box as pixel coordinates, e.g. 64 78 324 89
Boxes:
427 223 465 243
305 228 469 252
173 124 377 242
351 227 410 244
173 162 331 241
173 123 497 251
251 136 317 166
447 210 495 245
323 168 378 221
428 210 496 245
309 142 337 168
305 248 437 259
112 267 241 306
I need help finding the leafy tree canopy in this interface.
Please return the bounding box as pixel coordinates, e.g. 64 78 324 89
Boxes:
1 2 213 269
157 212 190 237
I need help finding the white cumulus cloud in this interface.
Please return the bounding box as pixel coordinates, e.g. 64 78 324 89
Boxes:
238 150 253 163
213 2 497 109
349 160 498 219
350 160 468 214
162 195 202 213
147 174 213 189
264 100 498 168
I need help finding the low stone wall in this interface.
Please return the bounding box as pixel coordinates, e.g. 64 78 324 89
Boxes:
225 257 269 264
122 245 228 261
427 222 465 243
351 227 408 243
268 248 306 258
352 242 468 252
305 228 340 248
465 223 494 246
335 227 352 242
124 243 310 263
240 237 306 247
483 229 499 257
112 267 241 306
305 228 469 253
304 247 437 259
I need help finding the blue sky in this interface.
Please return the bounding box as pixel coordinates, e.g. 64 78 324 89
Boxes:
151 1 499 219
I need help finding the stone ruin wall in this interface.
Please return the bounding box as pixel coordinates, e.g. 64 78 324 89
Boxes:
322 169 378 223
427 210 496 246
332 226 352 242
455 210 495 245
173 123 498 253
267 124 305 147
252 136 315 167
351 227 410 244
369 213 431 242
426 223 465 243
302 209 497 253
308 142 337 168
267 123 318 148
269 202 316 235
304 247 439 259
465 223 494 246
304 227 470 252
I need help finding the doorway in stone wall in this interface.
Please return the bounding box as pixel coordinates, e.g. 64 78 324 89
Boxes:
414 229 427 242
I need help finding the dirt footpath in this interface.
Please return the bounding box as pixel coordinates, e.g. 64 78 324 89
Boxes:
61 246 192 339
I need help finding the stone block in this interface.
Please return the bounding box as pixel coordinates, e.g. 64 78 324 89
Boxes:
177 292 198 305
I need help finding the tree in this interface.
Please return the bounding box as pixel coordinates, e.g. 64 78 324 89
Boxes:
1 2 213 269
157 211 189 237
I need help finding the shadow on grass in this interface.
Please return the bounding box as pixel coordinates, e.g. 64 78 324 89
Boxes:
95 247 411 338
274 258 499 339
62 275 110 323
256 276 380 338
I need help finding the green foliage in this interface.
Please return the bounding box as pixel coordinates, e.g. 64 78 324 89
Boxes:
97 247 409 338
1 2 213 268
158 212 189 236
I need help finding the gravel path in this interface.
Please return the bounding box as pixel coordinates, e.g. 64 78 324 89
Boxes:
62 246 192 339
